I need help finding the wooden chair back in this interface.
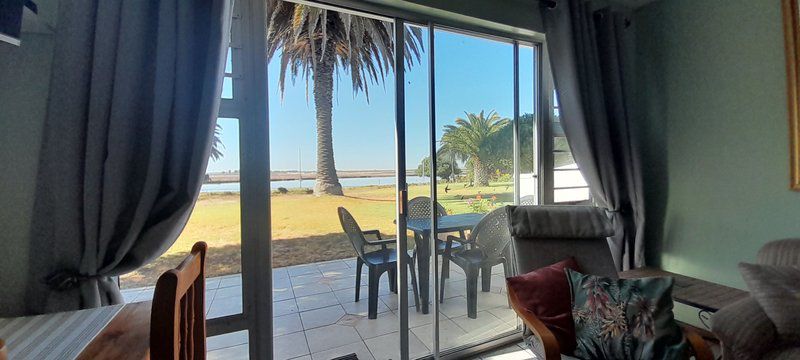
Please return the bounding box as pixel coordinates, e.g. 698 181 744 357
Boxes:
150 242 208 359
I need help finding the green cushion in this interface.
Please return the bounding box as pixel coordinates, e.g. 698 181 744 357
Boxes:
566 269 687 360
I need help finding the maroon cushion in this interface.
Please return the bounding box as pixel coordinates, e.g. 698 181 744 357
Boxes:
506 257 581 354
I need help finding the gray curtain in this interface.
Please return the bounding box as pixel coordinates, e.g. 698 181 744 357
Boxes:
541 0 644 270
26 0 233 314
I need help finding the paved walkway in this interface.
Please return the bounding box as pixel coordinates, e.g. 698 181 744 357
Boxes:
121 258 528 360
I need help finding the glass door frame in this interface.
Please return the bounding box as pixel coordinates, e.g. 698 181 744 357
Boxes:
232 0 559 358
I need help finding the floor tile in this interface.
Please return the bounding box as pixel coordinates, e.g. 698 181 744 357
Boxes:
310 341 375 360
303 324 362 353
451 311 516 343
476 292 510 312
208 295 243 318
274 313 304 336
273 286 295 302
340 298 390 317
378 291 417 311
219 275 243 288
411 318 467 351
296 293 340 312
479 344 535 360
207 330 249 351
316 260 350 273
300 305 345 330
273 267 289 280
288 264 321 277
216 285 242 299
437 295 468 318
487 307 518 326
274 299 299 317
292 283 332 298
291 273 324 286
403 309 435 328
206 277 222 290
274 332 310 360
364 331 430 360
351 311 398 339
121 289 141 303
207 343 249 359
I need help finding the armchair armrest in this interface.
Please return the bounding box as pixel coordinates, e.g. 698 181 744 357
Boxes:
712 296 778 360
507 285 561 360
681 326 713 360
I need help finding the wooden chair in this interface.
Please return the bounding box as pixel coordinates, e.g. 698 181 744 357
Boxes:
0 338 6 360
505 205 712 360
151 242 208 360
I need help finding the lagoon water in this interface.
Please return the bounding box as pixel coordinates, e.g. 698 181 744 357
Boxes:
201 175 429 193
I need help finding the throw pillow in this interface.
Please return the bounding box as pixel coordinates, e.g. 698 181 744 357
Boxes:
739 262 800 342
506 257 582 354
566 269 687 360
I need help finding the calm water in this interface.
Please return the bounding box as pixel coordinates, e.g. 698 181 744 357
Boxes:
201 175 429 193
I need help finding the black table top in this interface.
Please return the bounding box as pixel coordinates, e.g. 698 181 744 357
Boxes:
405 213 485 233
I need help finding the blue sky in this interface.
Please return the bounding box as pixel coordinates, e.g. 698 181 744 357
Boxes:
207 27 536 173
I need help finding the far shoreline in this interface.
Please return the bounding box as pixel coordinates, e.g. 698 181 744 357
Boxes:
205 169 418 184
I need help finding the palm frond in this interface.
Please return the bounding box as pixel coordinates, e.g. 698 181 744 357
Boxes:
267 0 424 101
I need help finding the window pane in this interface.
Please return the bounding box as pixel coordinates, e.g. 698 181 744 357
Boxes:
222 77 233 99
225 47 233 74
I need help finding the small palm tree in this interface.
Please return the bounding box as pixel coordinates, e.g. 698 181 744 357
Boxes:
267 0 423 195
441 111 509 186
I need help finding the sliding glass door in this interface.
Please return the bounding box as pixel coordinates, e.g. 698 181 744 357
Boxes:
225 0 555 358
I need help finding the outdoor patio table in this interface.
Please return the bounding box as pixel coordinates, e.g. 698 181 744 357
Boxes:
406 212 485 314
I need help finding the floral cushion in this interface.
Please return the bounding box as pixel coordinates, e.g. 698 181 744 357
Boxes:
566 269 687 360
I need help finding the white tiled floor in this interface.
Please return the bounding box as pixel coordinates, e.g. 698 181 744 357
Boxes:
122 258 524 360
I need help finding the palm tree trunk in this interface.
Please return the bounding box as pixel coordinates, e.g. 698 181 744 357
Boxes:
473 157 489 186
313 54 343 196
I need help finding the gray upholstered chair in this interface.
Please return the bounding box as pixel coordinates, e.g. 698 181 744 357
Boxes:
712 238 800 360
505 205 711 360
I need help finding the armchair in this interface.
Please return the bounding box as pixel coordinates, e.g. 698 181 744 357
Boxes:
505 205 712 360
712 238 800 359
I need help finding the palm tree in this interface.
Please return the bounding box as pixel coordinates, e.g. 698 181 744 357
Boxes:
267 1 423 195
210 123 224 161
441 111 510 186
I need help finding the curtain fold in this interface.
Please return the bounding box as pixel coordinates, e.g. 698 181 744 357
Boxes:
541 0 644 270
26 0 233 314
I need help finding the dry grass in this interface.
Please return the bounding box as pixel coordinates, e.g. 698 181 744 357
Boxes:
120 181 513 289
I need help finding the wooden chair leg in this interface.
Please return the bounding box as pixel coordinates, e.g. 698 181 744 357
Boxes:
466 266 479 319
368 266 380 320
355 258 364 302
481 265 492 292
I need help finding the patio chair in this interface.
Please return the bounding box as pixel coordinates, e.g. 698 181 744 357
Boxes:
407 196 465 279
505 205 712 360
338 207 420 319
440 207 512 319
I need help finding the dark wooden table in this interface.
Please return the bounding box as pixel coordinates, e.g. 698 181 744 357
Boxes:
406 213 485 314
619 267 749 312
77 301 151 360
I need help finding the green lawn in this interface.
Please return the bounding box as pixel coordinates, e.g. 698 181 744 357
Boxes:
120 181 513 288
